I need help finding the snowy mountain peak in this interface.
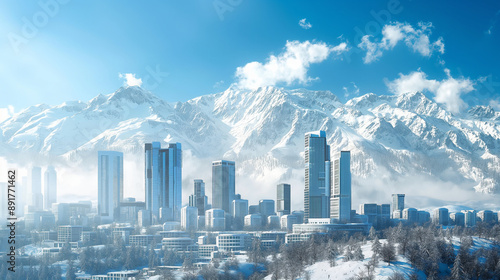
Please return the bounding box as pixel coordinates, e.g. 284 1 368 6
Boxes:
1 86 500 206
468 105 496 119
107 86 159 105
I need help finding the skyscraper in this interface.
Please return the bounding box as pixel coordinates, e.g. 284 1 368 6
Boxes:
189 179 208 216
330 151 352 223
43 166 57 210
145 142 182 222
277 183 291 215
31 166 43 211
212 160 235 214
304 131 331 222
392 194 405 217
98 151 123 220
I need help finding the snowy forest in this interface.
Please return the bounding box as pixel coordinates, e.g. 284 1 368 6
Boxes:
2 222 500 279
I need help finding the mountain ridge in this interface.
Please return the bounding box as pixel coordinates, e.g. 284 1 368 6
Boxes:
1 85 499 208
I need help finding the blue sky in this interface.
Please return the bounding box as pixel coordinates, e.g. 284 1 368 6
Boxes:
1 0 499 118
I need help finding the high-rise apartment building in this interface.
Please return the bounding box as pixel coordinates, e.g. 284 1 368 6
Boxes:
277 183 291 215
31 166 43 211
392 194 405 214
212 160 235 214
189 179 208 216
44 166 57 210
330 151 352 223
304 131 331 222
145 142 182 222
98 151 123 220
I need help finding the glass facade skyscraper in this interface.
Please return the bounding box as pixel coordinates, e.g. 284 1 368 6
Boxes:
212 160 235 214
98 151 123 220
145 142 182 222
189 179 208 216
43 166 57 210
392 194 405 212
330 151 351 223
277 183 291 215
304 131 331 222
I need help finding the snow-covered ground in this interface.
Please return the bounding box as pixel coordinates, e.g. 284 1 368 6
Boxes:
260 237 497 280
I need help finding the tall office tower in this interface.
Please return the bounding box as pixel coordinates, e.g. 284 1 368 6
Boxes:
98 151 124 220
189 179 208 216
330 151 352 223
30 166 43 211
43 166 57 210
392 194 405 213
212 160 235 214
145 142 182 222
277 183 291 215
304 131 331 222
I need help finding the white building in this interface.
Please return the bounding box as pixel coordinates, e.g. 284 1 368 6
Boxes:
280 215 298 232
162 237 193 251
205 209 225 231
216 233 252 251
181 206 198 231
244 214 262 230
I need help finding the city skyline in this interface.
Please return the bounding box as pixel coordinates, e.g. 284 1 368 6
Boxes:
2 2 500 278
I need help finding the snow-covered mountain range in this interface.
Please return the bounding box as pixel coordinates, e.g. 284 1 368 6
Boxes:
1 86 499 208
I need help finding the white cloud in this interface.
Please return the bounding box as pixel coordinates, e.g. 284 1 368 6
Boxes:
299 18 312 29
0 105 15 123
358 22 445 63
486 10 500 35
236 40 348 90
213 80 224 89
343 82 360 98
386 69 474 114
118 73 143 87
489 99 500 110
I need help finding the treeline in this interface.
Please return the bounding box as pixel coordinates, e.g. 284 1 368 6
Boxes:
263 222 500 280
3 222 500 279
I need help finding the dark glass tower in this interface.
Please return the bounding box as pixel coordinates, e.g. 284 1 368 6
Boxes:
211 160 235 213
277 183 291 215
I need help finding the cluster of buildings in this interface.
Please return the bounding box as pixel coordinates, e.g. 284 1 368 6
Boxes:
2 130 500 278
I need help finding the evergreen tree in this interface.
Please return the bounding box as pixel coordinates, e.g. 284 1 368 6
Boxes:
344 246 354 262
148 244 159 268
450 253 465 280
381 241 396 265
353 245 365 261
182 255 194 272
59 241 72 261
66 260 76 280
369 226 377 240
326 240 338 267
372 237 381 256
